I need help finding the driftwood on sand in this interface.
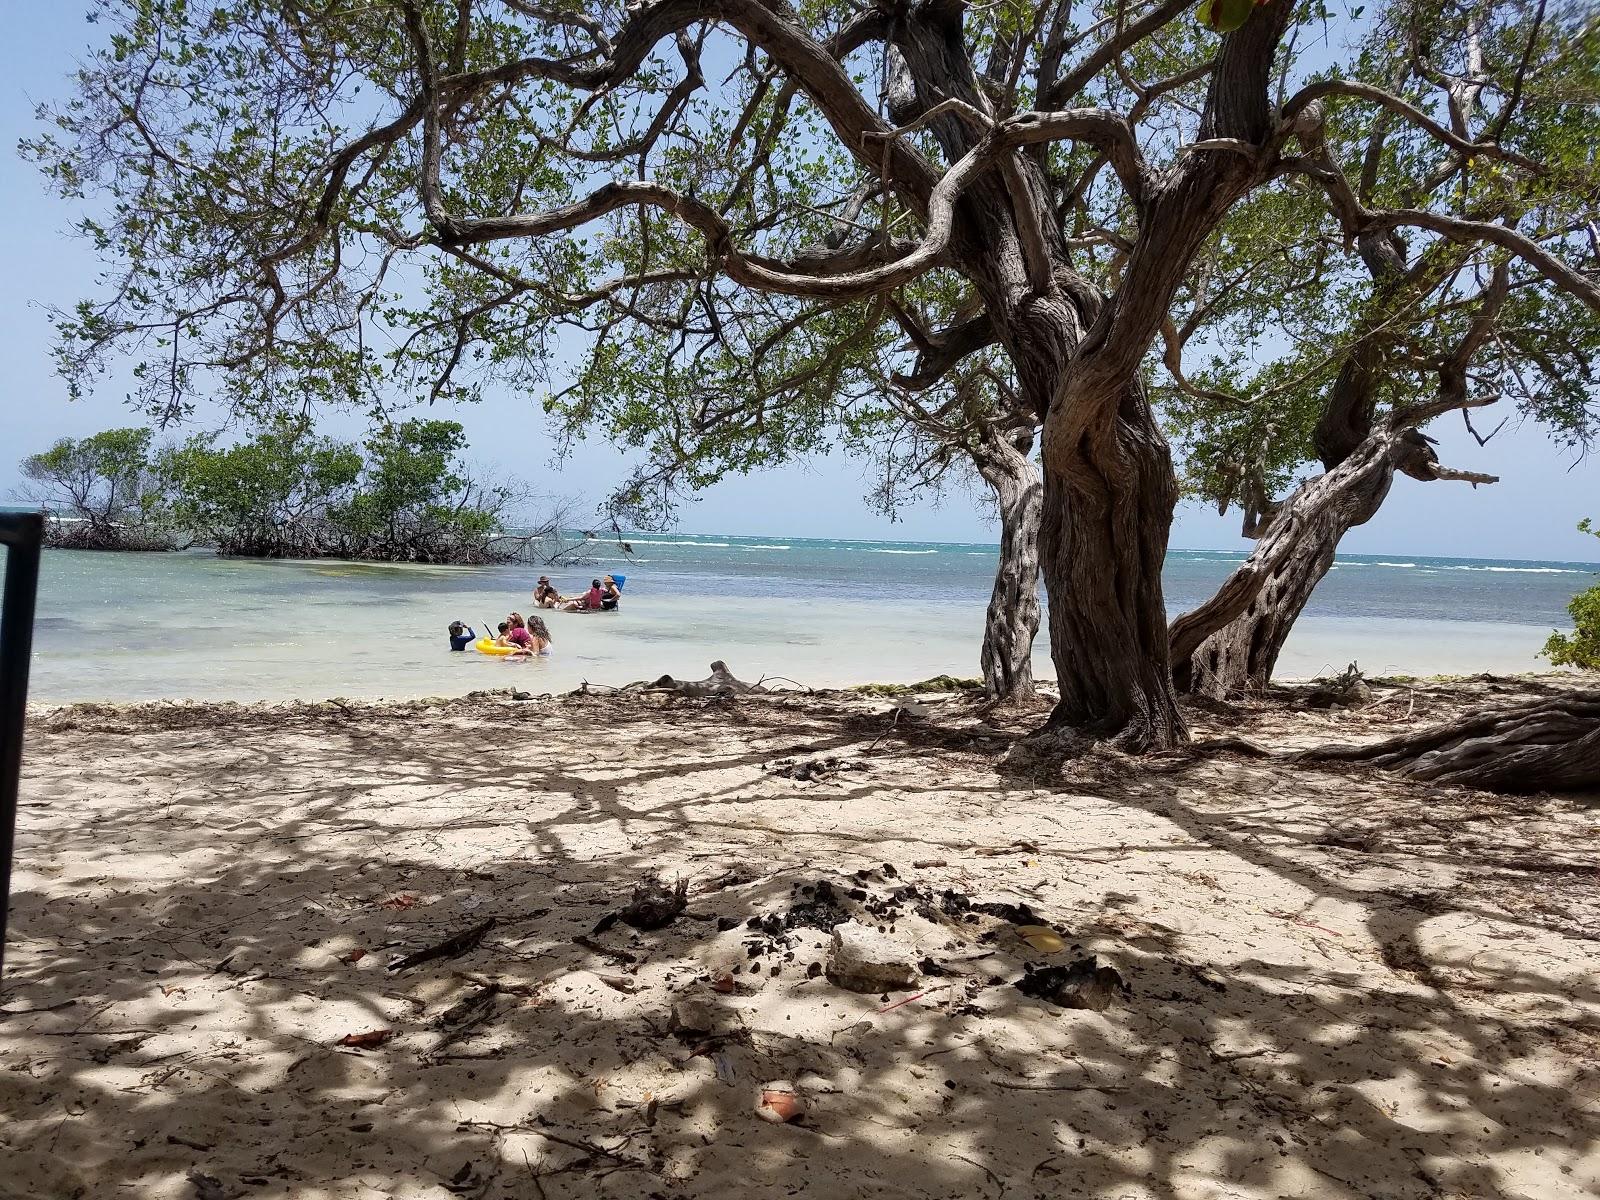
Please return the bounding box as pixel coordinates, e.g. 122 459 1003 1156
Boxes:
640 661 768 699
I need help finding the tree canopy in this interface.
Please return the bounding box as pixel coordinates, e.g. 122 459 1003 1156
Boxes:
1163 0 1600 528
157 416 528 559
36 1 1597 429
16 417 551 563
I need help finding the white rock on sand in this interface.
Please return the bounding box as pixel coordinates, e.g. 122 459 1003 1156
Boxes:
825 921 919 993
1 679 1597 1200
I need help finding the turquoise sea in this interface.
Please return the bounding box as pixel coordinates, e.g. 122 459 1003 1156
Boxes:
16 534 1599 703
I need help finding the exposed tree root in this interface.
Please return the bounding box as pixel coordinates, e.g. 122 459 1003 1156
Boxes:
1299 688 1600 792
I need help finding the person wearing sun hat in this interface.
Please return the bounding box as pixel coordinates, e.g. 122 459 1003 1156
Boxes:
532 575 564 609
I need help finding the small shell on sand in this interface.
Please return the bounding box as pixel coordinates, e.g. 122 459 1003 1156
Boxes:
755 1080 806 1124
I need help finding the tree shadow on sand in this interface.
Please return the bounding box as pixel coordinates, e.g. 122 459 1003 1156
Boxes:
2 692 1597 1198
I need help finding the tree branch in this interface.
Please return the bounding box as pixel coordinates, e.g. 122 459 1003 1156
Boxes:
1038 0 1194 109
1280 80 1545 177
1369 210 1600 313
892 313 998 390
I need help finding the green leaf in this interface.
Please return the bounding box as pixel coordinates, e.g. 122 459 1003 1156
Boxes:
1196 0 1255 34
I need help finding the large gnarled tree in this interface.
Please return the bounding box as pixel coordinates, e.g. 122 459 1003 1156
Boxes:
29 0 1600 750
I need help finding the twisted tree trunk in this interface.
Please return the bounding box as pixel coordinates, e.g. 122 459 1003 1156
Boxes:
1039 379 1187 750
1173 431 1412 697
1173 425 1493 697
974 434 1043 701
1300 688 1600 792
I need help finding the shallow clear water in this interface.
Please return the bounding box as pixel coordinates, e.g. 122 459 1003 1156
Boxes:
17 534 1598 702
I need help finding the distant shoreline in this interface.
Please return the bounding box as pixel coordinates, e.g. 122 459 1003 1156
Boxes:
11 520 1600 570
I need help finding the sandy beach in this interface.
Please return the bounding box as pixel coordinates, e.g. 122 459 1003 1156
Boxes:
2 674 1597 1199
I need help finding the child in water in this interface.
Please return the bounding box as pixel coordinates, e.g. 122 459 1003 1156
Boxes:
560 580 606 611
448 620 476 651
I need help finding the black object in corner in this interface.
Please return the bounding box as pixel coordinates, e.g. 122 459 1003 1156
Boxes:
0 512 43 979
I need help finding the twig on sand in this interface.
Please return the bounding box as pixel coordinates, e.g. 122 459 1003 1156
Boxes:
645 661 768 698
1184 735 1272 758
572 934 637 964
0 999 77 1018
451 970 538 997
388 919 496 972
951 1153 1005 1191
1265 910 1344 938
866 707 904 753
459 1119 636 1164
755 674 813 693
876 986 952 1014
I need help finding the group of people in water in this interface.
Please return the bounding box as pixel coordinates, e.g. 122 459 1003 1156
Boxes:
445 573 624 657
533 574 622 612
447 611 553 656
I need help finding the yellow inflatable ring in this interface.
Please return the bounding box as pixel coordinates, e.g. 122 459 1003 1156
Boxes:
475 637 515 656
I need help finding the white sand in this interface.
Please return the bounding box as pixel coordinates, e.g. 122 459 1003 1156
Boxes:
2 678 1596 1199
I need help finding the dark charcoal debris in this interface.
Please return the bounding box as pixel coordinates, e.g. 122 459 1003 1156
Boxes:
935 888 1042 926
784 880 854 932
712 872 1084 997
768 754 866 782
867 883 1043 928
852 863 900 883
730 880 861 966
1016 957 1129 1012
594 874 688 933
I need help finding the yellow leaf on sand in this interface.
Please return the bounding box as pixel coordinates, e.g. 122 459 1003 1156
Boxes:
1015 925 1066 954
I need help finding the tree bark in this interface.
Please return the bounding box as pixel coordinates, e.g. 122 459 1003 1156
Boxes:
1299 688 1600 793
974 434 1042 701
1173 431 1418 697
1038 379 1187 750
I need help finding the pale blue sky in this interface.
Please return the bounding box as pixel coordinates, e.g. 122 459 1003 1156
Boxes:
2 6 1595 562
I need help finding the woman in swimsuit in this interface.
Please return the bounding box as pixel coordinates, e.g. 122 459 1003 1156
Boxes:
526 614 554 655
558 580 605 612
